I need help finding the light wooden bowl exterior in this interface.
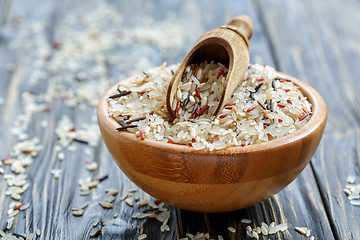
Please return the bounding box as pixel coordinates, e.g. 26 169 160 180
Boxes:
97 74 327 212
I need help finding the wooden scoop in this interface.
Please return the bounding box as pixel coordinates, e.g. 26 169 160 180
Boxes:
166 15 253 119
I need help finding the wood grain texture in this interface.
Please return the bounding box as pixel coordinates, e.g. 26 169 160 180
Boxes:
0 0 180 239
0 0 358 239
177 1 335 239
257 0 360 239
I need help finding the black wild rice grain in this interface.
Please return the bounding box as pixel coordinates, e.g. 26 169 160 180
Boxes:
126 116 146 124
98 175 109 182
257 101 267 110
192 103 200 114
263 123 270 126
182 92 191 107
249 91 255 98
270 99 274 112
116 125 137 131
73 138 89 144
109 91 132 99
142 208 158 213
246 98 255 102
272 80 276 91
255 83 264 92
117 120 127 127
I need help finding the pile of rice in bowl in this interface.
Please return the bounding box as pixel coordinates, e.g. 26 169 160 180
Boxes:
108 63 312 151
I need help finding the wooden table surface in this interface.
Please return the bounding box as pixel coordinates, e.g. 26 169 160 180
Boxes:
0 0 359 239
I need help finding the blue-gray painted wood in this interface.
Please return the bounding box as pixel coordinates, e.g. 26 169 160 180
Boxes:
0 0 358 239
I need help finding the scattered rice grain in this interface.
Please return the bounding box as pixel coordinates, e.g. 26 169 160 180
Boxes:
90 228 101 238
72 209 84 216
57 152 65 161
92 219 100 227
85 162 98 171
99 202 113 209
106 188 119 196
137 199 149 206
125 197 134 207
295 227 307 235
261 225 268 235
241 218 252 224
347 175 356 184
350 199 360 205
138 233 147 240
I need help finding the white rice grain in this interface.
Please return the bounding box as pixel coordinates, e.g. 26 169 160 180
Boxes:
109 64 312 150
138 234 147 240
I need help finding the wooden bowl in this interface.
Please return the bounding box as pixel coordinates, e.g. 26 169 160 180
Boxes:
97 73 327 212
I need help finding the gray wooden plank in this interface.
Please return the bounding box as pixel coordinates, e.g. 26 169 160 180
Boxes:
0 0 181 239
257 0 360 239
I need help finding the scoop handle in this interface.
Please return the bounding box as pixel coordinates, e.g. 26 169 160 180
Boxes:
226 15 253 41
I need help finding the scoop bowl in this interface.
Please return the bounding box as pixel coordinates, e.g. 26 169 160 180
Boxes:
97 73 327 212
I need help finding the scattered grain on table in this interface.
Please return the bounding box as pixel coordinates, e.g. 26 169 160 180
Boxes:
343 176 360 206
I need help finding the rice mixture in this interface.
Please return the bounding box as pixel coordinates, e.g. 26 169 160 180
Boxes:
172 61 228 118
108 63 312 150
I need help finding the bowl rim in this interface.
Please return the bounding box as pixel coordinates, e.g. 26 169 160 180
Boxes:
97 72 327 155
